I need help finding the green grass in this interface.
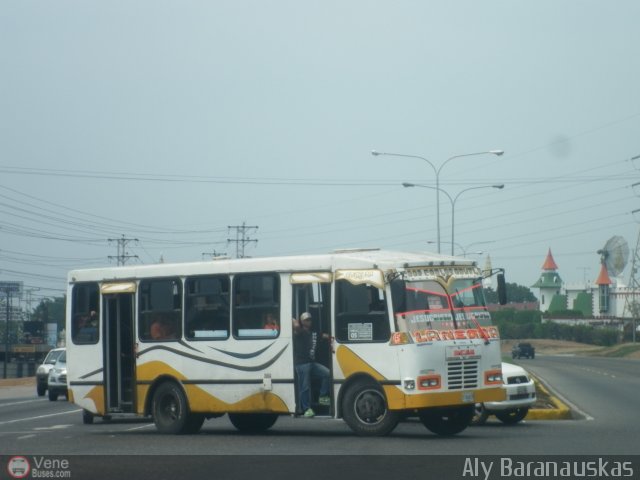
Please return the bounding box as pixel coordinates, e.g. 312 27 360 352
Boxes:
599 344 640 358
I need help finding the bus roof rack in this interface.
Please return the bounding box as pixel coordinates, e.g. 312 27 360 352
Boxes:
332 248 381 253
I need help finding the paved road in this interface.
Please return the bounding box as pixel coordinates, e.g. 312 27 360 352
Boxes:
1 355 638 456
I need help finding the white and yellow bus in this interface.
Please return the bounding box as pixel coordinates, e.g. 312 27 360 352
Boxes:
66 248 506 436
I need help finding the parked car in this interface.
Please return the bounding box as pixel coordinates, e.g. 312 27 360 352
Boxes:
512 342 535 359
47 350 68 401
472 362 536 425
35 347 65 397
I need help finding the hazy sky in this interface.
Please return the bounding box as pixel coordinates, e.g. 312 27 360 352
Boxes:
1 1 640 305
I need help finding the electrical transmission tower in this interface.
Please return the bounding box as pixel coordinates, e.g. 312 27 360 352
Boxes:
108 234 139 266
227 222 258 258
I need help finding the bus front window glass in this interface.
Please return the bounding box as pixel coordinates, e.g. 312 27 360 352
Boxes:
450 278 492 328
139 278 182 341
392 279 455 334
71 283 100 345
185 276 230 340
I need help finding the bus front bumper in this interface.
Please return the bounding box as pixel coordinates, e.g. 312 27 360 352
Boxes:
384 385 505 410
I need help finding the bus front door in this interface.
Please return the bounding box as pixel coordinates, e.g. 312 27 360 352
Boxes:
291 275 333 416
103 292 136 413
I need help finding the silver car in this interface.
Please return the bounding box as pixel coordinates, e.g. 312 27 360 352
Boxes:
36 347 65 397
47 350 68 401
473 362 536 425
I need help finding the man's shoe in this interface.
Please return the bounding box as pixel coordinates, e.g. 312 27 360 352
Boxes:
318 396 331 406
303 408 315 417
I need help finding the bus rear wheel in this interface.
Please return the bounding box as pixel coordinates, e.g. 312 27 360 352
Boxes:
152 382 202 434
419 405 474 436
342 381 399 436
228 413 278 433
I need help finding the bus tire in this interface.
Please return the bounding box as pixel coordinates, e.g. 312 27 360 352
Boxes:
341 381 399 436
228 413 278 433
152 382 191 434
184 414 205 434
495 407 528 425
419 405 474 436
82 409 94 425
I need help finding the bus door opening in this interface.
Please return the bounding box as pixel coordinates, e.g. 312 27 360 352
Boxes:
291 274 332 416
103 292 135 413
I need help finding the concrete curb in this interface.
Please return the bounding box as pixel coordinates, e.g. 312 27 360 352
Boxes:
525 375 572 420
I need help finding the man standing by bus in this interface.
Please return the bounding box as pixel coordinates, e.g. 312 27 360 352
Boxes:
293 312 331 418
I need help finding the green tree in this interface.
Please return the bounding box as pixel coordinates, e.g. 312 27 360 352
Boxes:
31 296 66 331
484 282 537 304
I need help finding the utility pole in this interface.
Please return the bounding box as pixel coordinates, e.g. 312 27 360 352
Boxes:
0 284 19 379
108 234 139 266
24 288 40 322
577 267 590 285
623 227 640 342
3 291 9 379
227 222 258 258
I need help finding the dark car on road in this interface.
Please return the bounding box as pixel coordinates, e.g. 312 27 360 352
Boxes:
512 342 535 359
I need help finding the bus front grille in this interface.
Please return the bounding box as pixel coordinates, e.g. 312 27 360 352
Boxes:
447 360 479 390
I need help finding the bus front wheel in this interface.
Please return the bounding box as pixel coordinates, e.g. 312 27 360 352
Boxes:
228 413 278 433
419 405 474 436
152 382 202 434
341 381 399 436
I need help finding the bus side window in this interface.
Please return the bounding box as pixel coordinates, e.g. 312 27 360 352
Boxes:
335 280 390 343
184 276 230 340
233 273 280 339
139 278 182 342
71 283 100 345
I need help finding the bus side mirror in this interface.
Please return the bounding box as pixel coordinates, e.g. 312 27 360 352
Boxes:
497 273 507 305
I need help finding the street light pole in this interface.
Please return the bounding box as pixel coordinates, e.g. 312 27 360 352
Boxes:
403 183 504 255
451 185 504 256
373 149 504 253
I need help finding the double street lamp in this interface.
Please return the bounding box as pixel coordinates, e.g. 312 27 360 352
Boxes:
426 240 496 257
403 183 504 256
372 149 504 253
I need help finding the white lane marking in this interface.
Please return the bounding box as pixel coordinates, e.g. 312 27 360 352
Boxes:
0 399 45 407
18 434 36 440
34 424 73 430
0 409 81 426
126 423 155 431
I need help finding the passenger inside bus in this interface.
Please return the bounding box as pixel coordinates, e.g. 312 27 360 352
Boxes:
262 312 279 331
150 315 178 340
74 310 99 343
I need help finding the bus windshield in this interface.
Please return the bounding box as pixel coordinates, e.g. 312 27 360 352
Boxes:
392 277 492 334
450 278 492 328
392 279 455 333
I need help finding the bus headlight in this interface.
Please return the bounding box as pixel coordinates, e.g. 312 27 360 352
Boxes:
417 375 441 390
484 370 503 385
